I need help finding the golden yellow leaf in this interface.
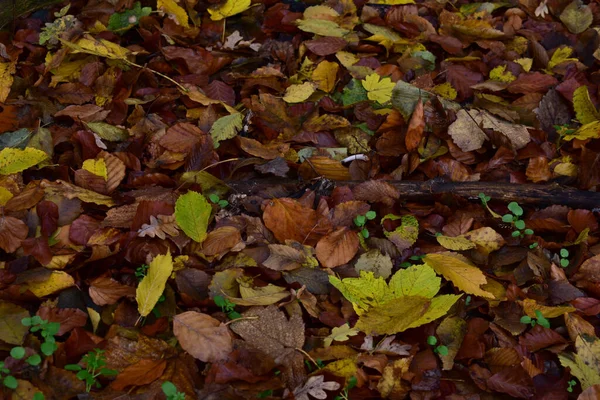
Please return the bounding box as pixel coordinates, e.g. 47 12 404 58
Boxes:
42 180 115 206
233 279 289 306
436 235 476 251
356 296 431 334
452 19 505 39
377 357 412 398
297 19 349 37
87 307 100 332
547 46 578 71
558 335 600 390
515 58 533 72
368 0 414 4
407 294 461 330
63 35 130 61
489 65 516 83
329 271 395 314
564 120 600 141
158 0 190 27
388 263 440 298
463 227 505 256
573 85 600 125
136 252 174 317
522 298 575 318
312 61 339 93
0 187 13 206
82 158 108 181
208 0 251 21
423 252 494 298
431 82 457 100
322 358 358 379
26 271 75 297
0 148 48 175
0 61 15 103
283 82 316 103
362 73 395 104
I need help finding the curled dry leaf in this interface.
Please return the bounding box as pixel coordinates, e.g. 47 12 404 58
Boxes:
138 214 179 239
89 277 136 306
173 311 232 363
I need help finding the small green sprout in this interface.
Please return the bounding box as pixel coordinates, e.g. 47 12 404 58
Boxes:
135 264 149 280
353 211 376 238
209 194 229 208
427 336 449 356
559 248 569 268
162 381 186 399
22 316 59 356
0 361 17 389
334 376 357 400
304 358 325 372
502 202 534 239
465 295 472 306
567 379 577 393
520 310 550 329
213 295 241 320
65 349 118 392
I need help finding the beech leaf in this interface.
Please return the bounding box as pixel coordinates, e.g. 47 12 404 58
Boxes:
423 252 494 298
173 311 232 362
136 252 173 317
208 0 252 21
175 191 212 243
0 147 48 175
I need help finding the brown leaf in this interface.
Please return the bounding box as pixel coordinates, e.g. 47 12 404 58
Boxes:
305 37 347 56
201 226 243 258
263 244 307 271
0 216 28 253
263 198 331 246
315 228 359 268
518 325 568 352
507 72 558 94
230 305 306 389
37 306 88 336
22 237 53 266
526 157 551 183
159 122 206 153
574 254 600 283
69 215 101 246
138 214 179 240
111 359 167 391
405 98 425 152
255 157 290 177
205 80 236 106
486 366 535 398
173 311 232 363
89 277 136 306
331 201 370 228
568 209 598 233
579 384 600 400
54 104 110 122
51 82 94 104
353 180 400 207
298 156 351 181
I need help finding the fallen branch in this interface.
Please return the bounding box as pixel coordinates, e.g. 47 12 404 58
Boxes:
227 179 600 210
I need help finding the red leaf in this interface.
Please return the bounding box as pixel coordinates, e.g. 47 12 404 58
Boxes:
37 200 59 237
111 359 167 391
405 98 425 152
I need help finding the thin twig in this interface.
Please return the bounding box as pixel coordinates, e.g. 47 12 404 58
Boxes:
295 347 319 368
224 316 258 326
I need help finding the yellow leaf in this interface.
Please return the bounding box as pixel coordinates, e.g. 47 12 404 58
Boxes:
388 263 440 298
234 277 289 306
356 296 431 334
423 252 494 298
431 82 457 100
378 358 412 398
322 358 358 379
174 191 212 243
297 20 349 38
208 0 251 21
82 158 108 181
573 85 600 125
42 180 114 206
136 252 174 317
283 82 316 103
0 187 13 206
408 294 460 330
87 307 100 332
564 120 600 141
452 19 505 40
547 46 578 71
362 73 395 104
329 271 395 314
312 61 339 93
26 271 75 297
436 235 476 251
522 298 575 318
0 61 15 103
489 65 516 83
515 58 533 72
558 335 600 390
158 0 190 27
463 227 505 256
554 161 578 177
63 35 130 61
0 148 48 175
324 323 360 347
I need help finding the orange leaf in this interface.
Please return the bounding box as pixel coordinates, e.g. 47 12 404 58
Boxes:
263 198 331 246
316 227 359 268
111 359 167 391
405 98 425 152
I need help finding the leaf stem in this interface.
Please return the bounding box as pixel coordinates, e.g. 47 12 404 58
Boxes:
124 59 188 93
295 347 319 369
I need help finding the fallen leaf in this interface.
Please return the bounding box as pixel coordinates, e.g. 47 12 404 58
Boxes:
423 252 494 298
0 302 29 345
136 252 173 317
315 227 359 268
173 311 232 362
157 0 189 27
362 73 395 104
288 375 341 400
111 359 166 391
0 147 48 175
175 191 212 243
283 82 316 103
208 0 252 21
